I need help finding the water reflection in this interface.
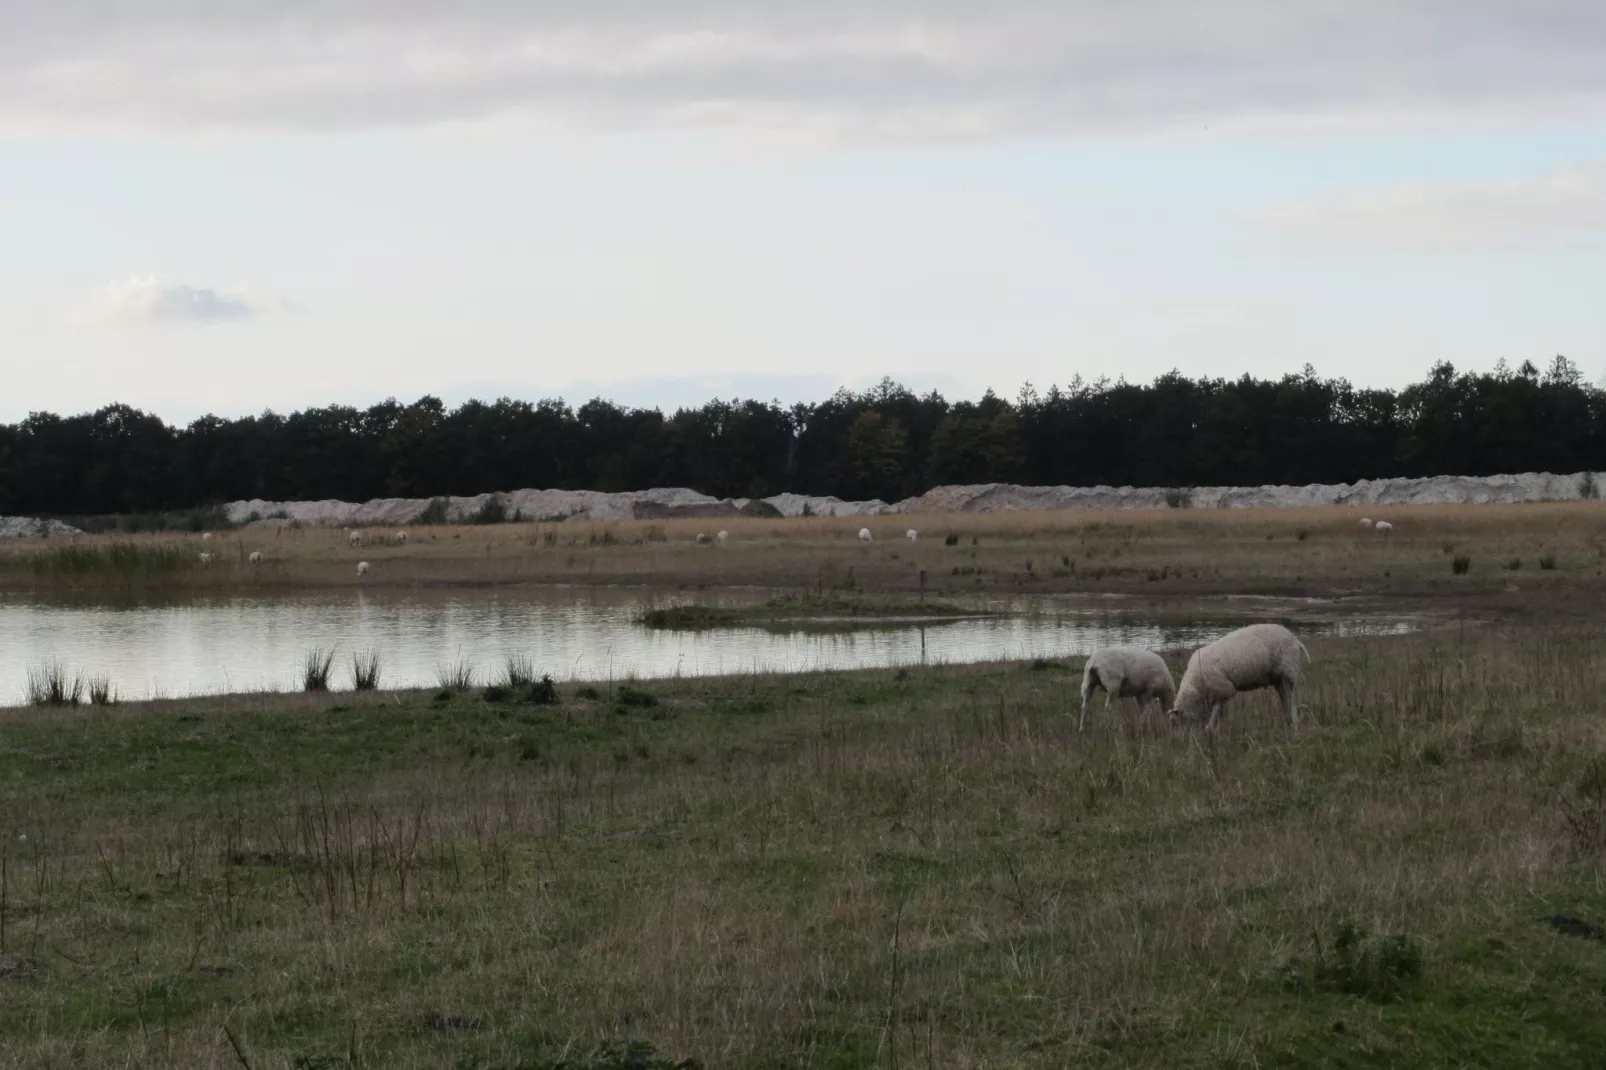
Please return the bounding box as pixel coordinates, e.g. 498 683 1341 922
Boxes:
0 588 1414 704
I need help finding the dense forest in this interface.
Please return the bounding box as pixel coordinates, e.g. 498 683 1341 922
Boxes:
2 357 1603 519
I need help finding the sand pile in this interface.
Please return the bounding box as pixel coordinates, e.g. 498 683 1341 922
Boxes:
0 517 83 538
226 470 1603 528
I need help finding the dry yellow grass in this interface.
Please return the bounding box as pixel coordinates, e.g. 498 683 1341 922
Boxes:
5 501 1606 599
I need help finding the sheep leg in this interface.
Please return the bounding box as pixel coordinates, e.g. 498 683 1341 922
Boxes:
1079 674 1098 732
1277 680 1299 728
1204 700 1224 734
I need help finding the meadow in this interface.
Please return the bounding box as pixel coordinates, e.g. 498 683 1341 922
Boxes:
2 622 1606 1068
4 502 1606 600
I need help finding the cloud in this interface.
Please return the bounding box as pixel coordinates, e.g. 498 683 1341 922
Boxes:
3 2 1606 141
1263 161 1606 250
91 275 257 327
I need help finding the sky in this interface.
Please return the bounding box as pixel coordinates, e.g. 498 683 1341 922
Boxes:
4 1 1606 423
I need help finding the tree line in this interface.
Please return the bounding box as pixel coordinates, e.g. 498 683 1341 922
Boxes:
2 357 1602 519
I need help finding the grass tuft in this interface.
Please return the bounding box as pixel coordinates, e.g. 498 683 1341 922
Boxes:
1452 554 1472 575
350 649 382 692
26 662 83 707
502 654 537 689
301 647 336 692
437 659 477 692
87 675 117 706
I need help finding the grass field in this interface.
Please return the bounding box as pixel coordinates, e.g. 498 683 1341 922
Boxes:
6 501 1606 599
3 623 1606 1068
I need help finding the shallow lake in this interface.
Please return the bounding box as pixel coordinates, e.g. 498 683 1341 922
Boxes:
0 588 1416 705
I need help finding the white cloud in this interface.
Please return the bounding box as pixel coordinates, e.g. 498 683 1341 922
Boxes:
3 2 1606 141
90 275 258 327
1264 161 1606 250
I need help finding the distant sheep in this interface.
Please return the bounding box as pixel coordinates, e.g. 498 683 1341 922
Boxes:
695 533 709 544
859 528 873 543
248 551 263 565
201 532 213 541
198 552 214 566
716 531 729 543
1359 517 1373 529
1374 520 1394 536
1079 647 1176 732
906 529 919 542
394 530 409 545
348 530 363 547
1169 623 1310 732
357 561 370 577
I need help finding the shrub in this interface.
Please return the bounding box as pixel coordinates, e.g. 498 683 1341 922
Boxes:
1504 557 1522 571
351 649 382 692
1163 487 1194 509
482 684 511 704
616 684 659 709
302 648 336 692
525 674 561 706
26 662 83 707
576 685 602 700
1278 923 1424 1003
944 533 959 547
468 495 508 525
415 497 450 525
1452 555 1472 575
1540 553 1558 570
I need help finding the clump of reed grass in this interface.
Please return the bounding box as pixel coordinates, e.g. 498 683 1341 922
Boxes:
437 659 477 692
26 662 83 707
1452 554 1472 575
87 675 117 706
302 648 336 692
351 649 382 692
502 654 536 690
23 542 197 578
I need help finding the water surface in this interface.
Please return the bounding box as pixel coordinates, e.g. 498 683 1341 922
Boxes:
0 588 1414 704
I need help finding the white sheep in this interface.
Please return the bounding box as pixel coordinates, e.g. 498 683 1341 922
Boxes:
248 551 263 565
1359 517 1374 529
357 561 370 577
1079 647 1176 732
394 530 409 545
906 529 919 542
858 528 873 543
348 530 363 547
716 530 729 543
198 552 214 566
201 532 212 541
1374 520 1394 536
695 533 709 544
1169 623 1310 732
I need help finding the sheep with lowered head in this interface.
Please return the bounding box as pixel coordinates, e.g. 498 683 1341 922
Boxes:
858 528 874 543
1169 622 1310 732
905 529 919 542
248 551 263 565
357 561 370 577
1079 646 1176 732
1359 517 1374 529
1374 520 1394 536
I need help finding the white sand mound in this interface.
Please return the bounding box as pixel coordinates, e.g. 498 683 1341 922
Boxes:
0 517 83 538
226 471 1604 528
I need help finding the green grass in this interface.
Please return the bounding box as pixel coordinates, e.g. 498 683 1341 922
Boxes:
8 541 200 579
1 626 1605 1067
638 592 990 630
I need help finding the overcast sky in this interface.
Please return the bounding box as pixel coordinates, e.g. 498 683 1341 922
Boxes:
4 1 1606 422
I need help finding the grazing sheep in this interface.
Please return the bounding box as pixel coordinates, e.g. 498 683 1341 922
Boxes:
198 552 214 566
348 530 363 547
858 528 873 543
695 533 709 544
357 561 370 577
1374 520 1394 536
395 530 409 545
1359 517 1374 529
1169 623 1310 732
716 530 730 543
201 532 212 541
906 529 919 542
248 551 263 565
1079 647 1176 732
